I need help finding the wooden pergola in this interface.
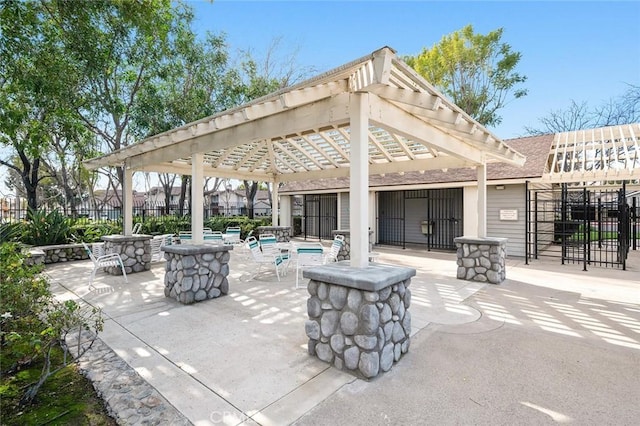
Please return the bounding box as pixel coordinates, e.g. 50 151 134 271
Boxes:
85 46 525 268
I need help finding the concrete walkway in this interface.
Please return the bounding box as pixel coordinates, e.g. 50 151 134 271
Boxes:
46 244 640 425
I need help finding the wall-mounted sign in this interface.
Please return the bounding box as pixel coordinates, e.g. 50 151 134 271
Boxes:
500 209 518 221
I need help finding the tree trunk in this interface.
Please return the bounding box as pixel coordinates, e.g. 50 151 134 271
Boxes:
243 180 259 219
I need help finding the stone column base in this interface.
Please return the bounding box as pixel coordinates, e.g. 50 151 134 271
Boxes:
102 234 152 275
163 245 233 304
304 262 416 379
454 237 507 284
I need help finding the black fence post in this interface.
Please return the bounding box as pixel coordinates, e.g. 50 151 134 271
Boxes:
582 187 588 271
525 180 529 265
633 196 637 251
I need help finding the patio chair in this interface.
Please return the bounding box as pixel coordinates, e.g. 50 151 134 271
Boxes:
82 241 128 286
224 226 242 245
295 243 325 289
246 236 288 281
150 234 173 262
324 235 345 263
178 231 192 243
260 233 291 271
204 231 224 244
132 222 142 234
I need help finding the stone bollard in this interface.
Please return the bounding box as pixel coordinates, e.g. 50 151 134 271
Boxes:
330 230 374 261
102 234 152 275
454 237 507 284
163 244 233 304
303 262 416 379
257 226 292 242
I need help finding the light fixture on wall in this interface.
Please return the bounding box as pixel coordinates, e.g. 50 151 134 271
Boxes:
495 185 505 190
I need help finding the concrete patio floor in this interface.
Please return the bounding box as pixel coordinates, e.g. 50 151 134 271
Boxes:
46 243 640 425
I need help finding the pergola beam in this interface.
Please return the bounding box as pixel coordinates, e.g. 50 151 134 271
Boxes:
122 93 351 170
276 155 474 183
369 94 486 164
135 162 274 183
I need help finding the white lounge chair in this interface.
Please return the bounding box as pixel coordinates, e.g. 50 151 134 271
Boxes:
82 242 128 286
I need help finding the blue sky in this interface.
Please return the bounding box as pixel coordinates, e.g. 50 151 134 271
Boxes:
189 0 640 139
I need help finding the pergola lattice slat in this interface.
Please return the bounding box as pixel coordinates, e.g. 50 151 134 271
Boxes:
542 123 640 184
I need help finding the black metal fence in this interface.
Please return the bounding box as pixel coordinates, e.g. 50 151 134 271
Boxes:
377 188 463 251
303 194 337 240
526 182 638 270
0 199 273 225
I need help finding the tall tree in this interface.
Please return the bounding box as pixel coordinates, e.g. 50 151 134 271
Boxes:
525 85 640 135
1 0 192 209
406 25 527 127
131 28 237 218
0 1 80 209
51 0 194 205
235 41 314 218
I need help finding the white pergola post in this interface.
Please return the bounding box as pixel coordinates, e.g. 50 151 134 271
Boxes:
476 163 487 237
368 191 376 246
123 163 133 236
280 195 292 227
336 193 342 231
192 153 204 244
271 180 279 227
349 93 370 268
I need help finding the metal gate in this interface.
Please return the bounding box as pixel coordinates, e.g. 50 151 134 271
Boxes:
377 188 463 251
303 194 337 240
526 182 637 270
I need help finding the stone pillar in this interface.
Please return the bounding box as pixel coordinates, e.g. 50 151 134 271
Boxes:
101 234 152 275
330 229 374 261
163 245 233 305
454 237 507 284
257 226 291 242
303 263 416 379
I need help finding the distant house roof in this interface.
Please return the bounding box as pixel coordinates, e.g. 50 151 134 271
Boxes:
280 134 554 193
93 189 146 206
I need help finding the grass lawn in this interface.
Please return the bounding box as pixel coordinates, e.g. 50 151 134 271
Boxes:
0 347 115 425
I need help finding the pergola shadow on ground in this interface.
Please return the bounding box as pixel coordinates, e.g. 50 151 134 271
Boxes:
47 246 640 425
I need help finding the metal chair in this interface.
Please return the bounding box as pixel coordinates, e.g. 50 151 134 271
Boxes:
178 231 192 243
224 226 242 245
324 235 345 263
245 236 288 281
150 234 173 262
204 231 224 244
132 222 142 234
260 233 291 271
82 242 128 286
295 243 325 289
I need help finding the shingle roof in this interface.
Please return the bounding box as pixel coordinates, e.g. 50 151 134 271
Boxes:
280 134 554 193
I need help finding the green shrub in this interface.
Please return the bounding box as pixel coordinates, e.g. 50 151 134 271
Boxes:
21 209 72 246
0 243 103 405
140 215 190 235
204 217 271 239
0 221 23 244
70 222 121 243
